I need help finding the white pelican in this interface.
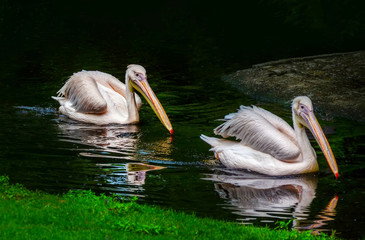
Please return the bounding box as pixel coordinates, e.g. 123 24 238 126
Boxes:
201 96 339 178
52 64 173 134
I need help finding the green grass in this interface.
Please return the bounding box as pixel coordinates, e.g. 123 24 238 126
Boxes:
0 176 338 240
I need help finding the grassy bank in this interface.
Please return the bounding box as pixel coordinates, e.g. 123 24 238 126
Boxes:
0 176 337 240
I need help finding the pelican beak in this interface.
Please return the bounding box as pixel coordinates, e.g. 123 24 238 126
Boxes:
300 110 339 179
131 78 173 135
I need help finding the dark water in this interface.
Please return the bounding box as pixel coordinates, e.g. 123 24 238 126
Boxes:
0 1 364 239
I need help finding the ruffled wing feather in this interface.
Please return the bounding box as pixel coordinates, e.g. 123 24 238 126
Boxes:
214 106 300 162
56 71 142 113
57 72 108 113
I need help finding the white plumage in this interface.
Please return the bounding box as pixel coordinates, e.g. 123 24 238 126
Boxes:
201 96 339 178
53 70 140 124
53 65 173 134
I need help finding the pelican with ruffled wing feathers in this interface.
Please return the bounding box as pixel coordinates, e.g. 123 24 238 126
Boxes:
52 64 173 134
201 96 339 178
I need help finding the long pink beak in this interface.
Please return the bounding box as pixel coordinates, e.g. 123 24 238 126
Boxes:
301 110 339 179
131 78 173 135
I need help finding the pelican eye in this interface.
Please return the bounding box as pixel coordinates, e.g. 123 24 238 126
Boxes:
134 73 141 80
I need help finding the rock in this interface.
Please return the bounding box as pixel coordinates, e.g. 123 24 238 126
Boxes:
222 51 365 122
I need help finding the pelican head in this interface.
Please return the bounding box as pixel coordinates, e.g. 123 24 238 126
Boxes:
126 64 173 135
292 96 339 178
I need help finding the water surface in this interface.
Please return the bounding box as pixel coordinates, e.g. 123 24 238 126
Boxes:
0 2 364 239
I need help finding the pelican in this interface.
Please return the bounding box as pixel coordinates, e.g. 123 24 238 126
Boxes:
200 96 339 178
52 64 173 134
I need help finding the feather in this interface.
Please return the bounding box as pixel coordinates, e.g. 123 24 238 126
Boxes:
57 72 107 114
214 106 300 161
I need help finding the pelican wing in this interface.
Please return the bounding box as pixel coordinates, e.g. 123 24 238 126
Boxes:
214 106 301 162
57 72 108 113
87 71 143 110
57 71 142 114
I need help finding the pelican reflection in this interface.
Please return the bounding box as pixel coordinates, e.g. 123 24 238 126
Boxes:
57 121 173 161
57 121 140 160
56 121 170 188
204 169 338 233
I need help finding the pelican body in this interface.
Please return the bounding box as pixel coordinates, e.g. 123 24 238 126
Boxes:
201 96 339 178
52 64 173 134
